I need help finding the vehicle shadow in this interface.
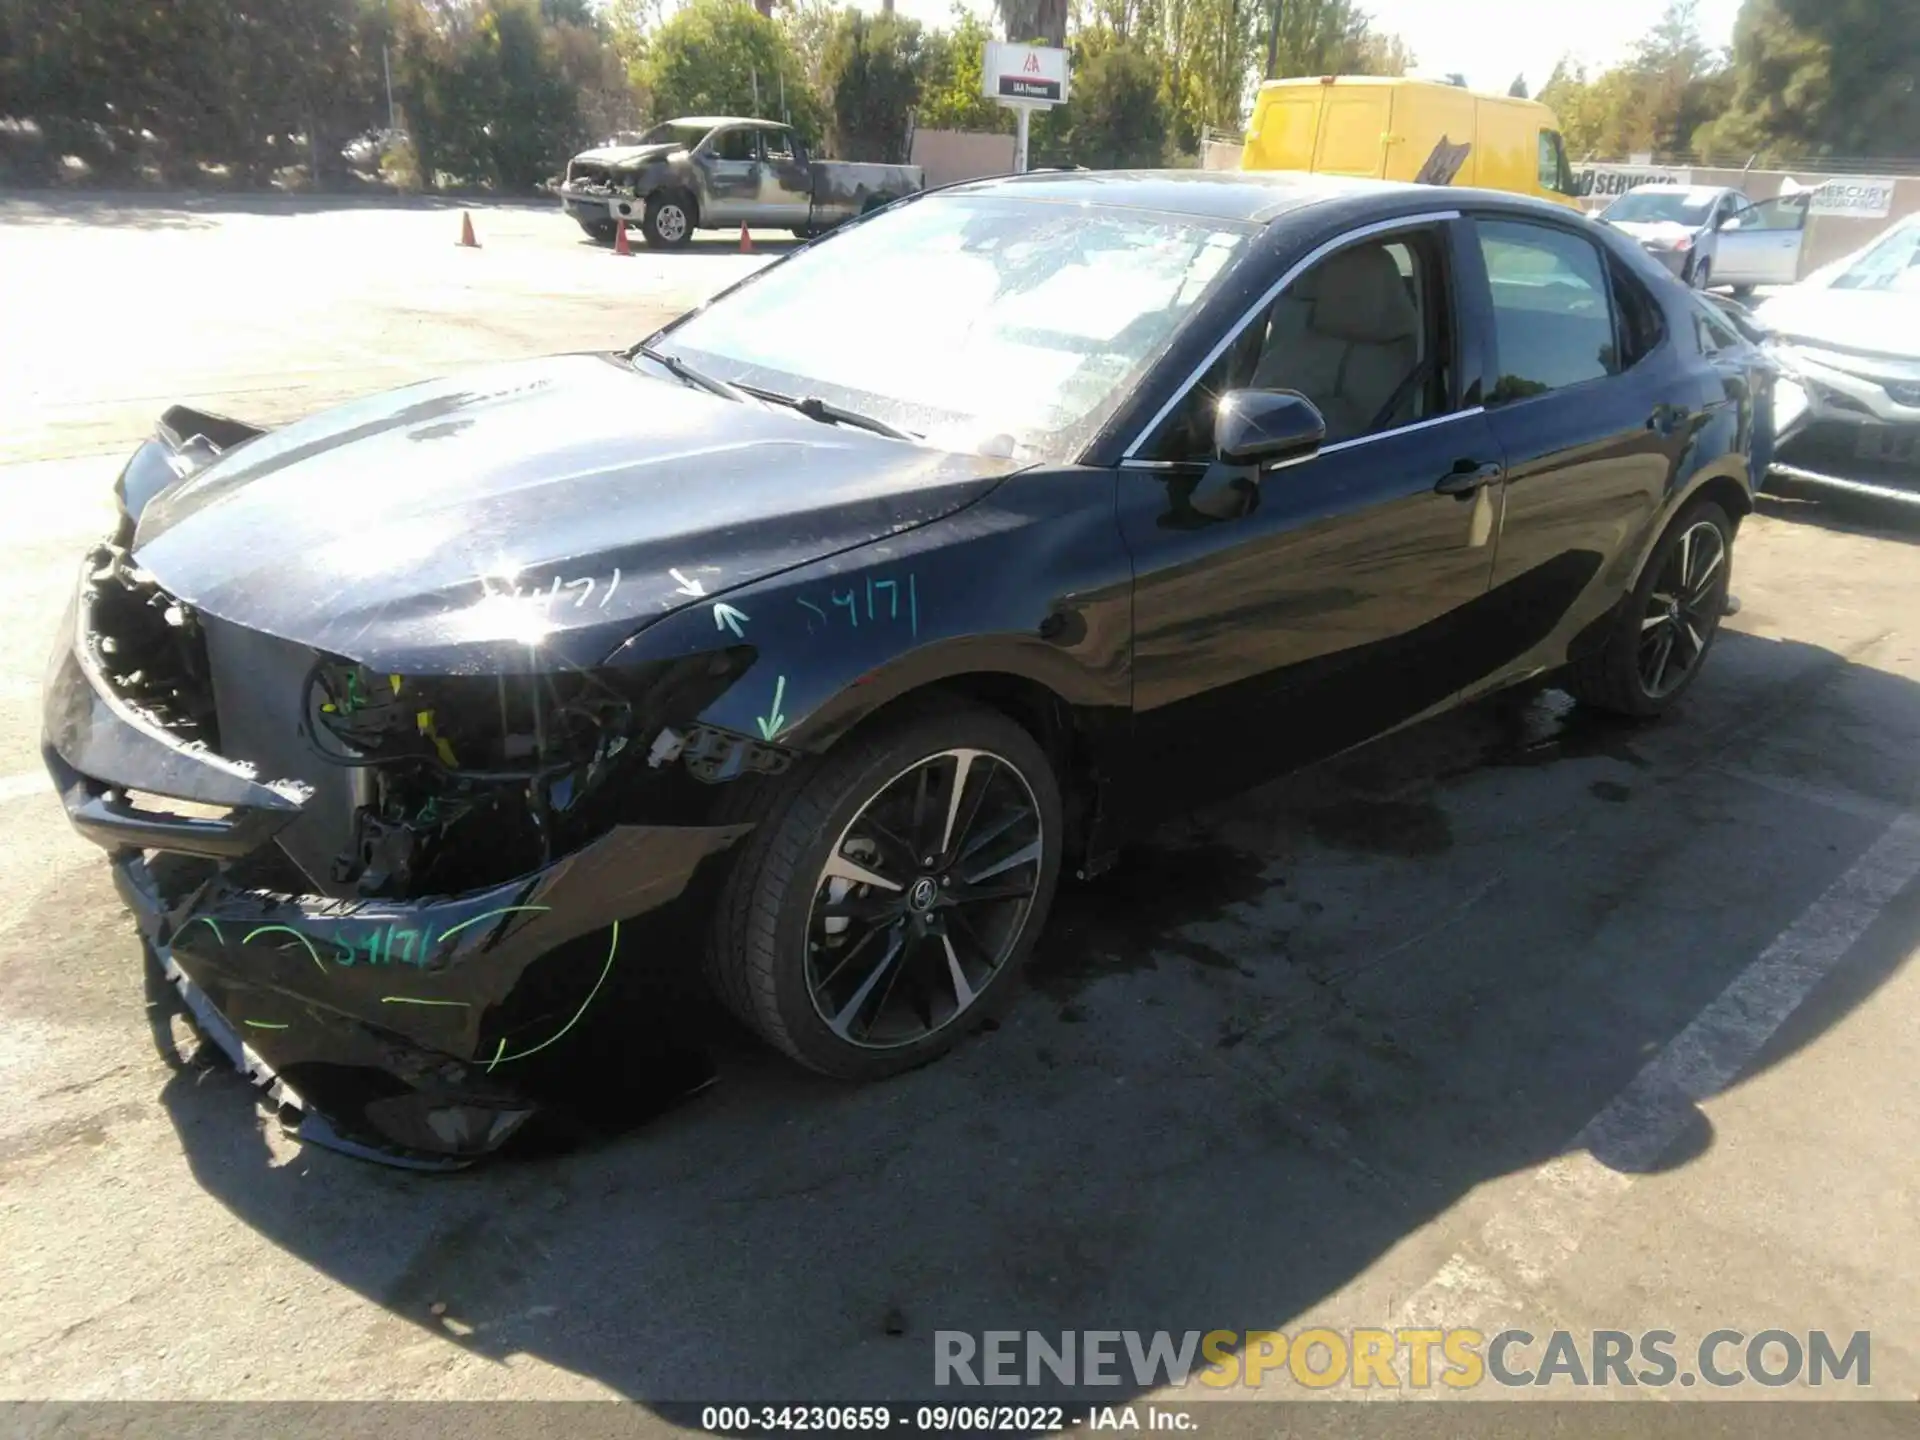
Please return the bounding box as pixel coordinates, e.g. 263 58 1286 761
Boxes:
574 233 803 257
1757 486 1920 545
152 627 1920 1404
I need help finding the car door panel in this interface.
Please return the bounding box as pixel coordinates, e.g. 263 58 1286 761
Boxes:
1469 217 1696 687
700 129 761 224
759 132 813 225
1120 407 1506 819
1715 197 1807 286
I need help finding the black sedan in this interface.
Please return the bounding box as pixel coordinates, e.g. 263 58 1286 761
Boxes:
44 170 1769 1166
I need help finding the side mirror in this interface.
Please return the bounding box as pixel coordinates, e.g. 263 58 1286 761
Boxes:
1214 389 1326 467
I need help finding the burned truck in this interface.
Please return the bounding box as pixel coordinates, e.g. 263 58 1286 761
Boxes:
557 116 924 246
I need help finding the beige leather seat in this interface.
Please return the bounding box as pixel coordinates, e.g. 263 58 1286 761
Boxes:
1250 244 1422 442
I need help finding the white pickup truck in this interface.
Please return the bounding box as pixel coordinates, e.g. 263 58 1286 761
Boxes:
558 116 925 247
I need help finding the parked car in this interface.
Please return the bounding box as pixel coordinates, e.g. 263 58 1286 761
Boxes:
1756 211 1920 506
557 116 923 247
46 171 1764 1166
1598 183 1810 293
1240 75 1583 209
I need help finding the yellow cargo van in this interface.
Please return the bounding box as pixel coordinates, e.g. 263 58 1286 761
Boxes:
1241 75 1581 209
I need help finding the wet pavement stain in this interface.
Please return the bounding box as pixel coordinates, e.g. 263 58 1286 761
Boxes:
1590 779 1633 803
1306 798 1452 858
1027 842 1270 1002
1488 687 1650 770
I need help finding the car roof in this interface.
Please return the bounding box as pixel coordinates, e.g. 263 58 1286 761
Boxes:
668 116 787 131
937 168 1472 224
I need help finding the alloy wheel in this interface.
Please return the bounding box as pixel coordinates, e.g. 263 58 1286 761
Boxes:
805 748 1044 1050
1638 520 1727 699
656 204 688 243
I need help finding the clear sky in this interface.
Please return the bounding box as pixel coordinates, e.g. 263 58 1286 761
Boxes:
885 0 1746 96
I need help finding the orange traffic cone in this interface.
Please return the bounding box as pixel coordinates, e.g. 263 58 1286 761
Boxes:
613 219 631 256
738 223 753 253
457 211 479 248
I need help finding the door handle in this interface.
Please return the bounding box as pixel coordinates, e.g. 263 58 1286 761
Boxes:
1434 459 1502 498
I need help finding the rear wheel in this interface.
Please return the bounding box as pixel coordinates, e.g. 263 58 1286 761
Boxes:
1566 501 1735 717
1731 283 1756 300
708 704 1062 1080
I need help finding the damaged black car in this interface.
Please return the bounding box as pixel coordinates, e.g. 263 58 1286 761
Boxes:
46 171 1766 1167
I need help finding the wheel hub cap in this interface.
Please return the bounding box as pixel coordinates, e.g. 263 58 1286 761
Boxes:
803 746 1045 1050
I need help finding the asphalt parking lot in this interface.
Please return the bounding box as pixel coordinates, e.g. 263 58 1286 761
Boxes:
2 195 1919 1418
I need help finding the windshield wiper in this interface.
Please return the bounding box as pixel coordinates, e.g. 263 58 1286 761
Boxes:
634 344 754 404
741 385 920 441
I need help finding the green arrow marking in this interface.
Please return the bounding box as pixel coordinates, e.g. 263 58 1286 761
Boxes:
713 601 749 638
756 674 788 740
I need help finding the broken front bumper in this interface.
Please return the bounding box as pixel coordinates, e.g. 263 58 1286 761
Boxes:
43 572 750 1167
1767 349 1920 506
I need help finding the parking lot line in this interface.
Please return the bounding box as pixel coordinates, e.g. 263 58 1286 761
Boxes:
1399 808 1920 1328
0 771 46 804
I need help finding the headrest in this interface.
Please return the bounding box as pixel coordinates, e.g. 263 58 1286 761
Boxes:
1307 245 1419 345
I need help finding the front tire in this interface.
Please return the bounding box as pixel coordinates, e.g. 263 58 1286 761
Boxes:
579 218 617 244
643 191 694 249
708 703 1063 1080
1565 500 1735 717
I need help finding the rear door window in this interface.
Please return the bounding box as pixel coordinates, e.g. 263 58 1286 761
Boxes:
1475 219 1618 400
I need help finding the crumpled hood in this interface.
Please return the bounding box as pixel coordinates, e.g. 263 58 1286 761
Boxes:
570 142 677 171
132 354 1015 674
1756 288 1920 368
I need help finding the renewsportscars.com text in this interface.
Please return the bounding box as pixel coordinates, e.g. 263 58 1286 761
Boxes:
934 1328 1871 1390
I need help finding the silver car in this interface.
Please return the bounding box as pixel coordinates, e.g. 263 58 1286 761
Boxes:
1759 212 1920 506
1599 184 1809 294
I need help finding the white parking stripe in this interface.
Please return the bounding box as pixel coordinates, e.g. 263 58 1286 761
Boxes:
0 771 47 804
1398 810 1920 1328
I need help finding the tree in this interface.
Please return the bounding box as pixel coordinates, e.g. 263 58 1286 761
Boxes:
1354 30 1416 76
1041 32 1169 167
1710 0 1920 160
640 0 822 139
995 0 1067 47
1508 73 1529 98
917 11 1011 132
820 8 923 161
403 0 584 189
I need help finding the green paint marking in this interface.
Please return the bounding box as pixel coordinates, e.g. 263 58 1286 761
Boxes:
184 916 225 946
243 924 330 975
755 674 788 741
436 905 552 945
486 920 620 1070
242 1020 289 1030
380 996 472 1008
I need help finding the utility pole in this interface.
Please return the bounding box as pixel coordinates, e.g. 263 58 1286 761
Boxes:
1264 0 1281 80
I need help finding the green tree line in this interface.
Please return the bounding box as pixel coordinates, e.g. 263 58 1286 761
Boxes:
1 0 1914 190
1541 0 1920 163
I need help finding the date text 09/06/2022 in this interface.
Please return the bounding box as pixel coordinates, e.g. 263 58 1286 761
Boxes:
697 1404 1197 1433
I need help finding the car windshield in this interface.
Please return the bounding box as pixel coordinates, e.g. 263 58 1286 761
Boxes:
1829 220 1920 292
1602 191 1715 225
638 121 713 147
655 194 1253 462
